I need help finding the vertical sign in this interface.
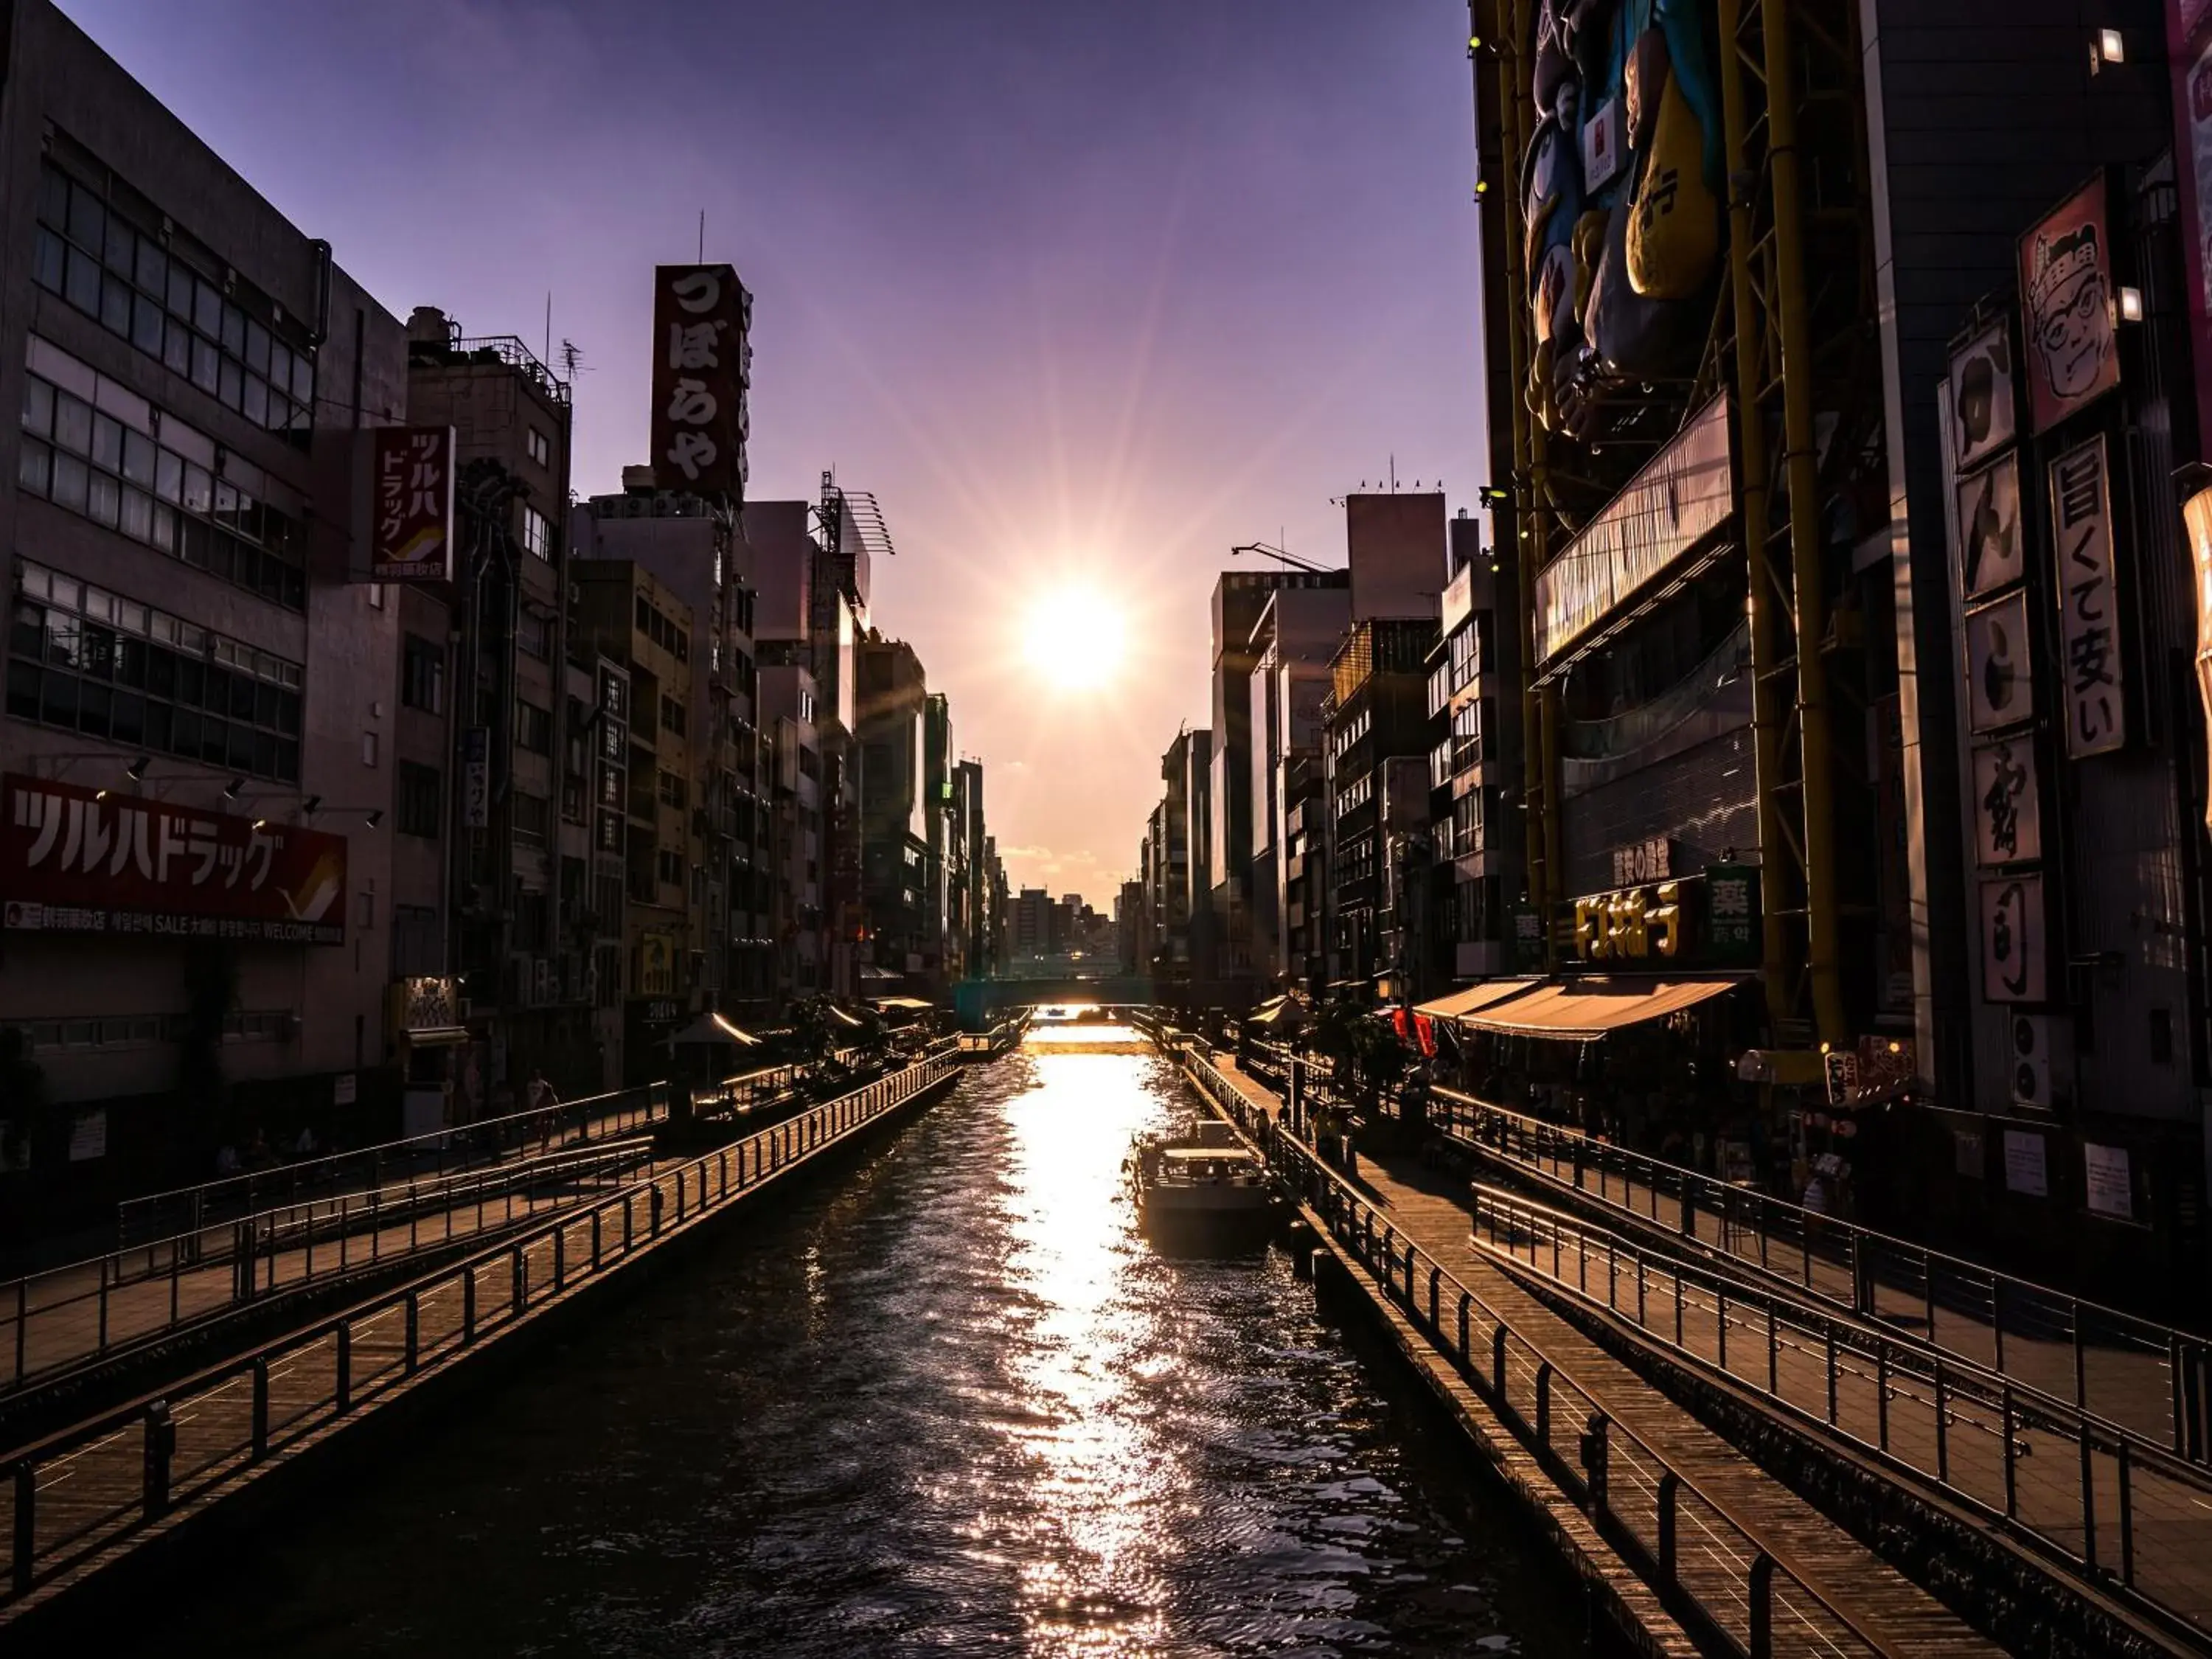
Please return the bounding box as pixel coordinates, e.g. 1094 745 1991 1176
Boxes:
1970 736 2044 866
1949 319 2019 473
1963 590 2036 733
2018 175 2121 435
2048 435 2126 757
2184 485 2212 832
2170 1 2212 461
361 427 456 582
650 263 751 500
462 728 490 830
1979 872 2048 1004
1956 453 2024 599
1703 863 1760 966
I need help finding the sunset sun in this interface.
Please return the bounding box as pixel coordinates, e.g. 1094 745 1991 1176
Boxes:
1022 586 1127 692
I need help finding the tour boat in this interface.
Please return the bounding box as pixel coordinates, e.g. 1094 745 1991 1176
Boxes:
1126 1119 1277 1252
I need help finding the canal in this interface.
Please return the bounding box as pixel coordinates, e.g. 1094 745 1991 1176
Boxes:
141 1028 1572 1658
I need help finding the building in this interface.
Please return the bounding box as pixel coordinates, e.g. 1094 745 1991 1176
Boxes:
1155 727 1212 992
1012 886 1054 960
0 1 418 1210
1248 583 1354 987
1319 619 1436 992
855 633 931 983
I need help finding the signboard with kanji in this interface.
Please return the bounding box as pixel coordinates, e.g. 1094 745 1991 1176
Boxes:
2048 434 2126 758
650 263 751 500
0 775 347 945
2019 174 2122 435
1970 735 2044 866
1979 871 2048 1004
1704 863 1760 966
362 426 455 582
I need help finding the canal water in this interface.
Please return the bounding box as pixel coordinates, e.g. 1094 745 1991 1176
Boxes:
144 1030 1571 1658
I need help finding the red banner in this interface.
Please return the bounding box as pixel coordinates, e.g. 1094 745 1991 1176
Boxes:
0 775 348 945
366 426 455 582
1414 1012 1436 1057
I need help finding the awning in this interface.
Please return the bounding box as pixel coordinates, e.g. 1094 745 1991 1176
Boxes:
826 1003 866 1029
1247 995 1303 1028
671 1012 763 1047
401 1026 470 1048
1459 977 1743 1042
858 964 902 983
1414 980 1545 1022
872 995 934 1012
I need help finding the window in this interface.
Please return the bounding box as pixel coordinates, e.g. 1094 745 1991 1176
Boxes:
368 583 386 611
658 847 684 886
512 790 551 846
658 769 688 811
526 427 550 467
517 610 550 660
661 694 686 737
515 698 552 755
34 161 314 439
361 730 379 768
19 345 308 612
393 904 442 976
7 559 303 782
397 762 442 838
521 504 554 561
599 669 628 723
401 635 445 713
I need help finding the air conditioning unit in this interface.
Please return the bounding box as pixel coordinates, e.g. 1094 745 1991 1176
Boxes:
2010 1014 2072 1113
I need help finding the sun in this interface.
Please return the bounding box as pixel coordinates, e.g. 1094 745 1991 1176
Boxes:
1022 586 1127 691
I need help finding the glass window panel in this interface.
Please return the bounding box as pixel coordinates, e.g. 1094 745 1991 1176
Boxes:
117 602 146 636
276 739 299 784
18 438 50 495
40 671 78 728
155 449 183 503
100 271 131 335
254 681 279 727
11 604 42 658
38 167 68 227
102 212 132 272
80 625 115 678
179 516 209 568
143 700 172 752
83 589 111 624
228 723 254 771
32 228 65 293
175 656 202 706
175 622 203 656
244 319 270 375
145 645 175 698
55 392 91 456
111 690 145 747
200 716 229 765
6 661 38 721
220 305 246 356
65 246 100 313
252 730 277 777
205 532 233 581
88 472 120 527
90 411 122 471
192 278 220 335
50 576 80 613
213 479 237 524
77 681 111 738
241 374 266 426
51 452 89 512
66 182 102 249
182 462 212 515
203 664 229 712
282 565 305 611
163 319 192 376
167 265 192 313
190 335 218 393
131 292 164 356
117 637 147 688
120 487 153 543
276 690 300 736
229 668 255 720
134 237 164 294
166 706 195 757
22 377 52 437
257 552 283 602
269 343 291 392
44 614 78 668
218 358 242 410
291 353 313 403
150 501 175 552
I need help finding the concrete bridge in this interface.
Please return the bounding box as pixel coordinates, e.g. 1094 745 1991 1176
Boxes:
951 975 1155 1026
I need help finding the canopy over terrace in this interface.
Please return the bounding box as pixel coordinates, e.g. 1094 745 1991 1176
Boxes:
1412 980 1545 1023
1453 977 1744 1042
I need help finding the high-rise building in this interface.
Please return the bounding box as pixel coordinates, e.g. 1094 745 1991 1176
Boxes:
855 634 930 982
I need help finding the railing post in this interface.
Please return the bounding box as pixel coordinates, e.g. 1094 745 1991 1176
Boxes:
10 1461 31 1597
2080 1419 2099 1571
554 1225 567 1293
1877 1348 1891 1450
2001 1388 2019 1517
592 1208 603 1270
464 1267 477 1343
650 1184 665 1236
675 1169 686 1222
1656 1472 1678 1585
1579 1413 1608 1511
1428 1266 1440 1328
1535 1361 1553 1445
2118 1439 2135 1586
1748 1554 1773 1659
1492 1324 1507 1399
512 1246 526 1318
1766 1302 1778 1395
335 1325 352 1413
1458 1293 1470 1359
252 1357 270 1458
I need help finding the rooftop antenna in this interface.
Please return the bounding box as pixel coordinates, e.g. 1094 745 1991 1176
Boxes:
1390 453 1398 493
698 209 706 262
544 291 552 362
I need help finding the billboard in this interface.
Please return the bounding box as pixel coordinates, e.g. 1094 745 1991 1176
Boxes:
2047 434 2126 757
358 427 456 582
2018 175 2121 434
650 263 751 499
2171 1 2212 460
0 775 347 945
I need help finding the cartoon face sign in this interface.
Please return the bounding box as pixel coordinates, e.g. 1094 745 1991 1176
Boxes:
2018 175 2121 431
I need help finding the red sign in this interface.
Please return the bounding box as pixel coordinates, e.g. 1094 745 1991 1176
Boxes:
2017 175 2121 435
650 264 750 499
0 776 348 945
367 426 455 581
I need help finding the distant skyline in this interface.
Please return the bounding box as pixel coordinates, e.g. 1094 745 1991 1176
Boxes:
58 0 1486 897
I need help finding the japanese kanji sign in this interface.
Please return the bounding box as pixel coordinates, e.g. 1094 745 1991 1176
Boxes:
0 776 347 945
1979 871 2048 1004
1703 862 1761 966
2183 483 2212 832
1964 589 2036 734
2048 434 2126 757
1971 736 2043 866
650 263 751 500
366 426 455 582
2018 175 2121 435
1948 318 2018 473
1955 451 2023 599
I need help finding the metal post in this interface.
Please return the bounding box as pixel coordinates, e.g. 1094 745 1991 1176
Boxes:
464 1267 477 1343
1766 1303 1778 1396
592 1209 602 1270
1657 1472 1679 1584
252 1357 270 1459
1536 1361 1553 1445
335 1324 352 1413
1825 1329 1838 1425
1935 1361 1949 1484
2118 1440 2135 1586
512 1245 525 1316
1579 1413 1608 1511
2002 1389 2018 1517
2080 1422 2098 1570
554 1226 566 1293
1717 1287 1728 1373
1492 1324 1508 1399
1458 1293 1470 1359
2073 1298 2088 1411
405 1292 420 1374
11 1461 30 1597
1877 1349 1891 1451
1749 1554 1774 1659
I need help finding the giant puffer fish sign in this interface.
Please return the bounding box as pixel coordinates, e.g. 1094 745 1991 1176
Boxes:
1520 0 1725 439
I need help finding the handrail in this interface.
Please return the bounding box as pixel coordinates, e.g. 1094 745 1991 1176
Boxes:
3 1139 655 1398
1470 1184 2212 1645
1422 1081 2211 1463
1173 1043 1904 1659
0 1054 960 1611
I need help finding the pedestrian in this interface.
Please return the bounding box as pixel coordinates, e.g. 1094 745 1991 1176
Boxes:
526 1068 558 1113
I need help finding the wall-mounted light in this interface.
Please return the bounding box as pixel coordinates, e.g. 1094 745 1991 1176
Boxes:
302 794 324 815
2118 285 2145 323
124 755 150 781
251 818 268 832
2098 27 2125 65
222 778 246 801
364 809 383 829
94 788 111 802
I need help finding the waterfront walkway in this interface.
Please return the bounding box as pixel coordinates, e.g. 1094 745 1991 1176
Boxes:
1197 1051 2017 1659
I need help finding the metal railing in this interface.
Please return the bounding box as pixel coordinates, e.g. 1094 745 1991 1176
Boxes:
4 1141 655 1399
1174 1045 1904 1659
1428 1085 2212 1466
1470 1185 2212 1648
0 1054 958 1613
116 1084 672 1250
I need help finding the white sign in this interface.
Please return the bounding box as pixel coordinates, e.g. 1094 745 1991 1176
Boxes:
2003 1128 2048 1197
1979 872 2048 1004
67 1108 107 1162
2049 435 2126 758
1611 836 1673 888
1956 451 2024 599
333 1072 358 1106
1949 318 2018 471
1970 737 2042 866
2084 1142 2133 1220
1581 97 1627 193
1964 590 2035 734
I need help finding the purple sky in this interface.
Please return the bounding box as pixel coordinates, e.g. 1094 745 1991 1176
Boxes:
60 0 1486 902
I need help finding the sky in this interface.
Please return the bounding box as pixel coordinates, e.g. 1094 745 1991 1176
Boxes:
60 0 1486 902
